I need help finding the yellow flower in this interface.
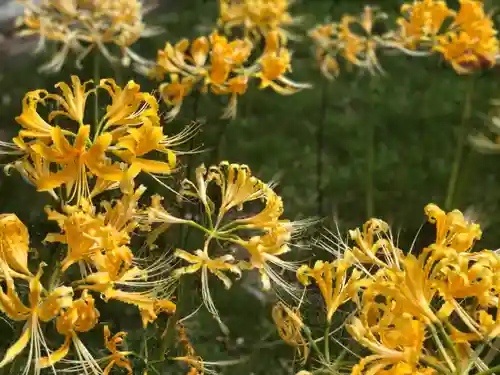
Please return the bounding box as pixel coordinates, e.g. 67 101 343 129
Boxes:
310 7 390 77
237 223 296 292
396 0 455 48
45 186 145 273
173 248 241 325
39 290 100 369
297 259 354 321
424 203 481 252
114 118 177 193
18 0 157 71
154 32 253 120
217 0 296 40
159 74 195 121
434 0 498 73
348 302 426 373
255 31 311 94
0 263 73 373
103 326 133 375
99 78 159 129
7 77 191 202
103 289 176 327
0 214 32 278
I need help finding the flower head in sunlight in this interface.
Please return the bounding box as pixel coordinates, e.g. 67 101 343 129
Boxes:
147 160 308 328
395 0 499 73
310 6 391 78
5 76 194 202
17 0 160 72
395 0 455 49
316 203 500 374
297 259 355 321
217 0 298 41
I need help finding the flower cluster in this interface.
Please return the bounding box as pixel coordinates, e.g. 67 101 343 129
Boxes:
395 0 499 73
150 30 310 120
146 161 307 328
310 0 499 78
293 203 500 374
0 190 174 373
17 0 157 71
4 76 194 203
217 0 297 41
309 6 391 79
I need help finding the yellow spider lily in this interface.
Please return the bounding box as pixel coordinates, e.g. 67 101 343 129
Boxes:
310 6 391 77
173 248 241 324
151 29 308 120
255 31 311 94
237 223 296 292
0 214 32 278
103 326 133 375
297 259 355 321
398 0 499 73
18 0 158 71
0 263 73 373
424 203 482 252
217 0 296 41
7 77 191 202
396 0 456 49
38 290 101 370
45 186 146 274
114 118 177 193
103 289 176 327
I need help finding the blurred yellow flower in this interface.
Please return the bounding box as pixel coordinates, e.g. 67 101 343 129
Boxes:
310 6 390 78
151 30 309 120
18 0 159 71
396 0 499 73
218 0 296 40
396 0 455 49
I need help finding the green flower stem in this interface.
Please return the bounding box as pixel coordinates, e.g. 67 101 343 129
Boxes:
365 77 379 219
429 323 456 373
324 321 331 363
444 77 475 211
93 51 100 129
210 117 231 166
159 93 201 361
366 114 375 219
316 80 329 218
303 326 325 363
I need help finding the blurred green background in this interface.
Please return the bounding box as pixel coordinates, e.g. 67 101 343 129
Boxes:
1 0 500 373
